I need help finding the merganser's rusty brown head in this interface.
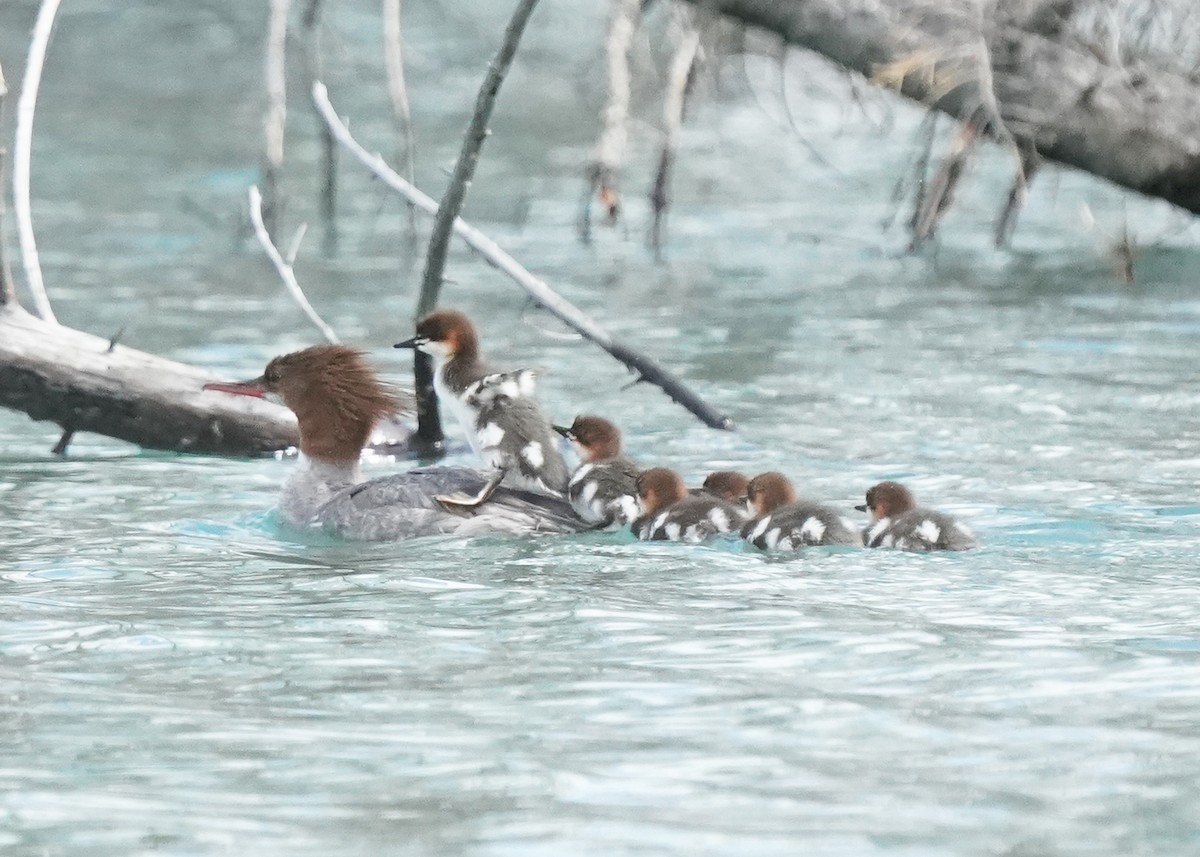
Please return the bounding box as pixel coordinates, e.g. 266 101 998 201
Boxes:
553 415 623 463
700 470 750 504
635 467 688 517
204 345 406 463
745 471 797 517
856 481 916 521
394 308 481 363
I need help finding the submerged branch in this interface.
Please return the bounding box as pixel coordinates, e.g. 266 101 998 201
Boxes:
413 0 543 451
313 82 735 431
13 0 61 324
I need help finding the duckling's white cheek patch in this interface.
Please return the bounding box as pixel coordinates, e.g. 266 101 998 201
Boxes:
419 340 453 359
521 441 544 468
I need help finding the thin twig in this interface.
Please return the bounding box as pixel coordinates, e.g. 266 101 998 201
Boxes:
0 60 16 307
909 113 981 251
650 17 700 251
413 0 543 450
261 0 290 240
13 0 61 324
248 185 339 343
382 0 418 239
313 82 734 431
581 0 639 241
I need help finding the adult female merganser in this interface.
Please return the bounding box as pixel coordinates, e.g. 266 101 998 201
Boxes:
740 471 860 550
203 345 585 539
553 414 640 527
696 470 749 503
631 467 745 543
394 309 569 510
857 480 978 551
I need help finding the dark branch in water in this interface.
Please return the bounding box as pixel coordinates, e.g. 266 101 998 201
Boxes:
994 139 1040 248
313 83 735 431
413 0 544 454
909 113 980 251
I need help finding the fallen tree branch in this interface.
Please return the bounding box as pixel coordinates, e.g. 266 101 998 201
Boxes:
313 81 735 431
0 303 299 456
248 185 339 343
679 0 1200 217
13 0 61 324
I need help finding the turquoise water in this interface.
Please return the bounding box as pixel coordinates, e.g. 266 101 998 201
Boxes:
3 2 1200 855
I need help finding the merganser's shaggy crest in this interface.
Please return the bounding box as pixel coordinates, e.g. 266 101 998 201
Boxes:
395 309 569 509
741 471 860 550
696 470 750 503
632 467 745 543
554 415 640 527
204 345 585 539
857 481 977 551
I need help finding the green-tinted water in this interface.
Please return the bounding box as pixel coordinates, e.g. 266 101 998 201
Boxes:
3 2 1200 855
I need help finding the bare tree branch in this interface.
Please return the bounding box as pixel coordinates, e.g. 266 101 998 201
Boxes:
248 185 339 344
300 0 337 253
581 0 640 241
0 60 15 307
650 14 701 251
313 82 735 431
13 0 61 324
261 0 290 240
383 0 418 238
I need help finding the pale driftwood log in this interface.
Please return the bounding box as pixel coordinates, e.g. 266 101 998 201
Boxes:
13 0 61 323
679 0 1200 216
314 83 735 431
0 303 299 455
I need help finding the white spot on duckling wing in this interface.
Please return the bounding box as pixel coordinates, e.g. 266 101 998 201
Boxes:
708 507 731 532
665 521 683 541
866 517 891 547
798 517 826 544
580 481 599 504
749 516 772 541
569 463 594 487
521 441 544 469
613 495 639 525
764 527 783 549
477 422 506 450
915 519 942 545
